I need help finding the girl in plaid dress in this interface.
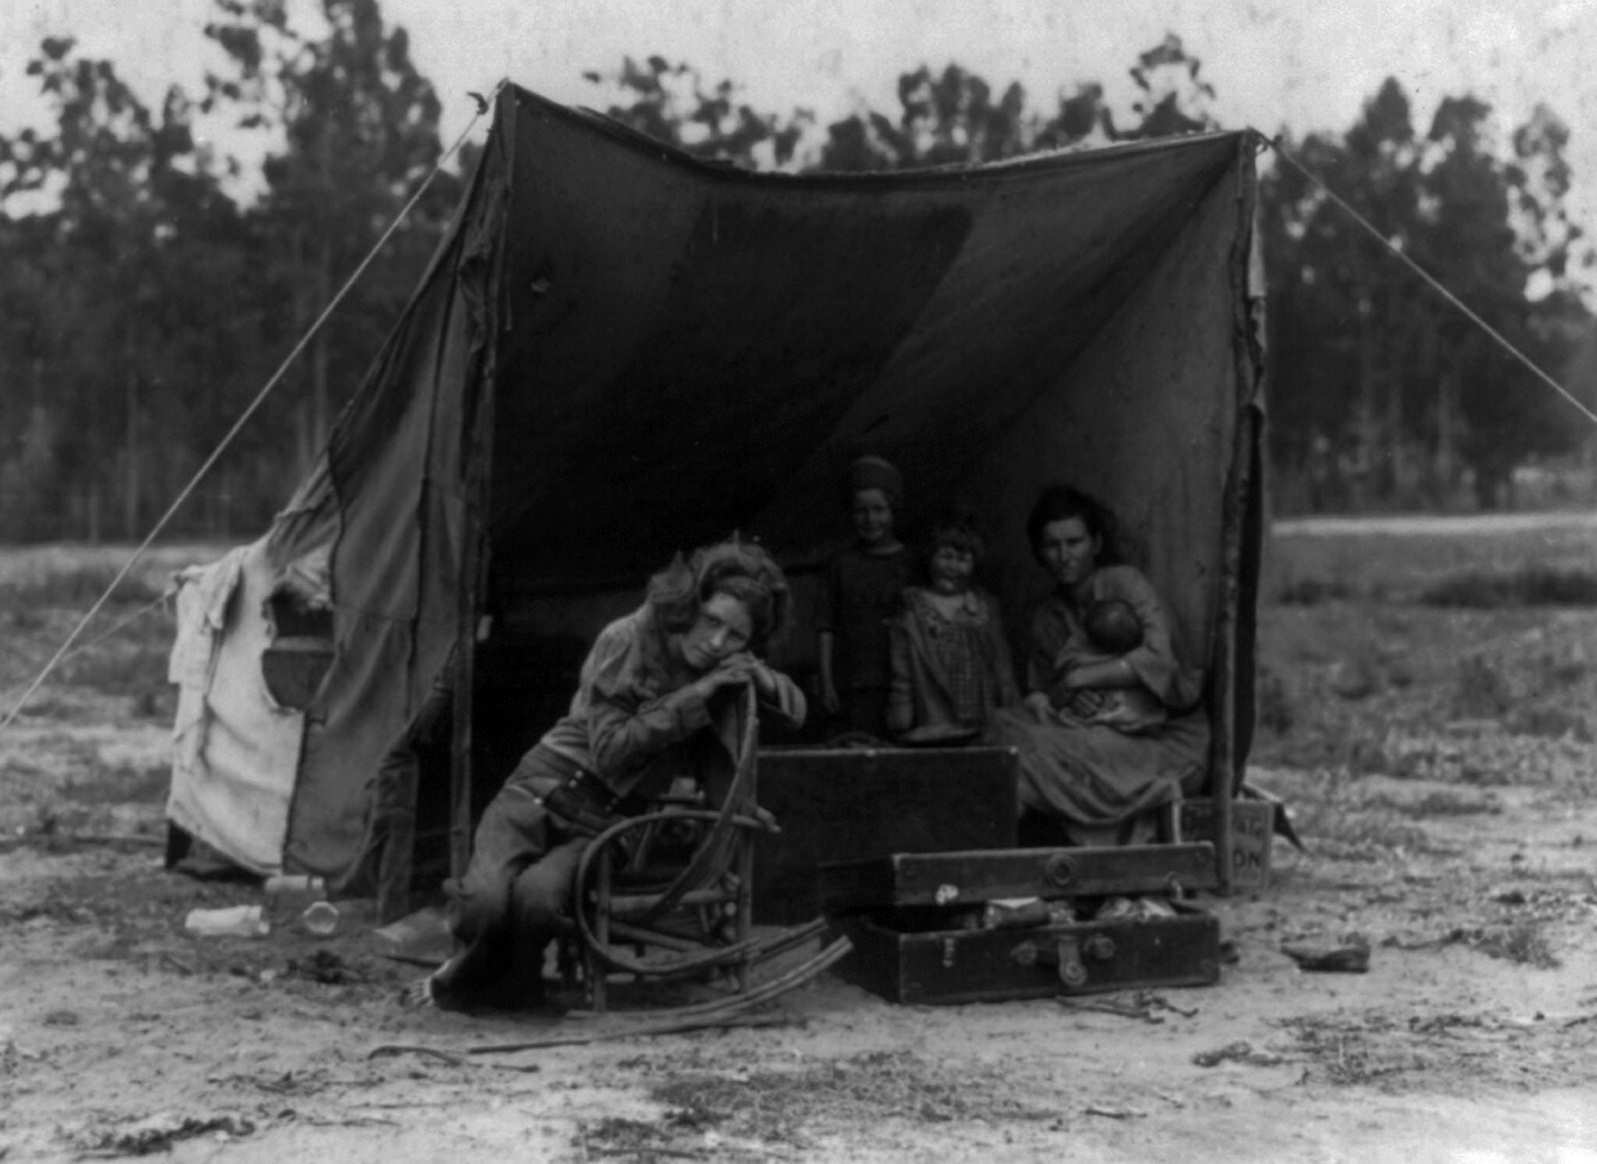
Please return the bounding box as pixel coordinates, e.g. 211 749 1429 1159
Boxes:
884 515 1019 744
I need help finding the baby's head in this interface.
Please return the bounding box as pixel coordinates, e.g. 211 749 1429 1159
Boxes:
844 455 902 549
1082 598 1143 654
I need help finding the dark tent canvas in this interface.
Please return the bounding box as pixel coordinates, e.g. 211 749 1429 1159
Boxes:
166 85 1265 906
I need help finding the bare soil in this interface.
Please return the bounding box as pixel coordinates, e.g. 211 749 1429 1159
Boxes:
3 534 1597 1162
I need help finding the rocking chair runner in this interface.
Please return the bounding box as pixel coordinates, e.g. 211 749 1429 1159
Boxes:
566 686 829 1013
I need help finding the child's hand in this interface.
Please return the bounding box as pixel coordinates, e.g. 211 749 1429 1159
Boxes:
820 680 840 715
1023 691 1052 724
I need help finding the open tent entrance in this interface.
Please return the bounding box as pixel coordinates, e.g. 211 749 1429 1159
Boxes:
167 87 1264 914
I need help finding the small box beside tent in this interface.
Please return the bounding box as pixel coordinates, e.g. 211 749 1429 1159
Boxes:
166 85 1266 916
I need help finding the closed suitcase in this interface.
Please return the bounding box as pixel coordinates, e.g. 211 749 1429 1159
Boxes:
753 746 1019 924
820 843 1222 1005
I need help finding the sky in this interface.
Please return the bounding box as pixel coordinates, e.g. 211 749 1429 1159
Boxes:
5 1 1597 227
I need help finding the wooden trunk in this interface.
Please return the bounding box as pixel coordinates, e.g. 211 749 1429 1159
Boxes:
752 746 1019 924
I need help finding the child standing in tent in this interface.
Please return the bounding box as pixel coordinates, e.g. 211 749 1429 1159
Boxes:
412 540 805 1013
816 455 912 739
884 513 1020 744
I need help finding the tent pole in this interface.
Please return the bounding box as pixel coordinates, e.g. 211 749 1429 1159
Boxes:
1213 406 1262 894
448 87 510 886
449 600 475 883
1211 136 1266 894
449 505 488 883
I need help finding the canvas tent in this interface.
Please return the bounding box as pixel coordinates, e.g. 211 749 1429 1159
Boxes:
166 84 1266 910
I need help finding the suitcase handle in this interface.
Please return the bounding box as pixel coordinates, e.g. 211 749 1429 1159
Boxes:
1057 940 1088 988
1011 933 1114 988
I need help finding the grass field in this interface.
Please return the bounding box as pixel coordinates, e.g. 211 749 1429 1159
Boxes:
0 543 224 718
1268 511 1597 603
1258 514 1597 782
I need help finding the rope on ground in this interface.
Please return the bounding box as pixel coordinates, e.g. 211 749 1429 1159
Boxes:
369 1012 796 1069
369 932 852 1061
1266 136 1597 432
0 81 507 736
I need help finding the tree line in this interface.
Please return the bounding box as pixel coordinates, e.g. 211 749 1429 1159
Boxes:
1 1 1591 542
0 0 464 541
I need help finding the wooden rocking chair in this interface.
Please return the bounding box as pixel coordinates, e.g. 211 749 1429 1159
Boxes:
566 687 840 1013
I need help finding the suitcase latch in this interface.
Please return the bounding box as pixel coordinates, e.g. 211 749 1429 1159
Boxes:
1043 853 1077 889
1083 934 1116 961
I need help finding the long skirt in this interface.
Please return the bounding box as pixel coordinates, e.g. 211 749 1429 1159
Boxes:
990 706 1210 829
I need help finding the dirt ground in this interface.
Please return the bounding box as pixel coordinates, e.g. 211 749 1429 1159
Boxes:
3 529 1597 1162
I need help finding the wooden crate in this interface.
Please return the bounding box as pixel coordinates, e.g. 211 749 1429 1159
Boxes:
1177 798 1273 889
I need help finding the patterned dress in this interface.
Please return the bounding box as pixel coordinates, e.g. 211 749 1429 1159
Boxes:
885 587 1020 740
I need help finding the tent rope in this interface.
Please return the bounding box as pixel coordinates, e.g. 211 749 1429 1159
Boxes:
63 592 171 661
0 81 506 735
1266 135 1597 431
0 592 171 718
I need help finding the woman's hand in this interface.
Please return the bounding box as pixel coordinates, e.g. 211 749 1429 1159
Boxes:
1023 691 1053 724
696 652 785 702
734 653 782 698
693 654 758 700
1089 701 1139 728
1063 656 1136 690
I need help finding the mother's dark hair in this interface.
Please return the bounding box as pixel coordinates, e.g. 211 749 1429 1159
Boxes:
1025 485 1123 566
645 539 792 653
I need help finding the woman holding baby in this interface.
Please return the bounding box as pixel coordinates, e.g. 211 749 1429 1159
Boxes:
992 484 1211 844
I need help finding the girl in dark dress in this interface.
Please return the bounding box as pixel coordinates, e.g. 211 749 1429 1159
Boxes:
816 455 912 737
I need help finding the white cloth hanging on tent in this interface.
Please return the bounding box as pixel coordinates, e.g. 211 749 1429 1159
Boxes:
165 538 305 873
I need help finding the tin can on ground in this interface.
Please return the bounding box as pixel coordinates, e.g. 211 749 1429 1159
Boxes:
264 874 327 925
300 900 341 937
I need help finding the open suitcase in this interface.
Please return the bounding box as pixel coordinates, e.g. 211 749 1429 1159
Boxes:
819 842 1222 1005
